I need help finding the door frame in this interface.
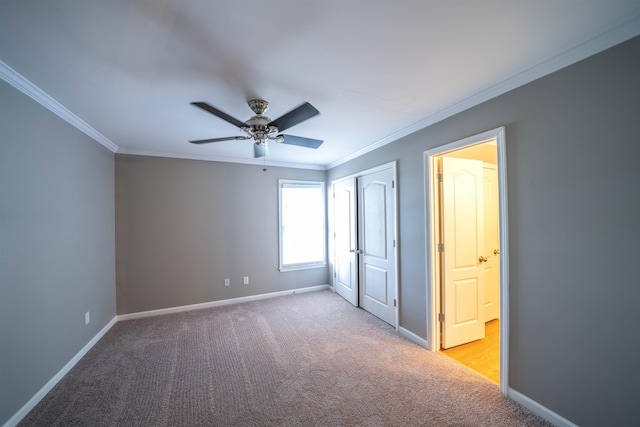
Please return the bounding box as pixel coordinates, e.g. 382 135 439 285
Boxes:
330 161 400 330
423 127 509 394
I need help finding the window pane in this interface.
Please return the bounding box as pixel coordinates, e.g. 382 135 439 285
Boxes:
282 226 325 265
279 181 325 269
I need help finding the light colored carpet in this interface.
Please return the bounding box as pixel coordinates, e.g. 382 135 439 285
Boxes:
19 290 550 426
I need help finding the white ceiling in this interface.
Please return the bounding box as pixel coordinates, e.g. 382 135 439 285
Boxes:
1 1 640 169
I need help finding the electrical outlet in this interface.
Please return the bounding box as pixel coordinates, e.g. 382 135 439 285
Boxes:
224 278 230 287
85 312 90 325
243 276 249 285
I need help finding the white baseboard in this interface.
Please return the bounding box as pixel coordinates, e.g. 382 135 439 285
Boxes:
508 388 578 427
399 326 429 348
2 316 118 427
117 284 331 321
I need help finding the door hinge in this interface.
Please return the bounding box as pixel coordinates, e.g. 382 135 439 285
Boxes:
437 243 444 253
394 299 397 307
392 180 395 189
437 173 443 183
334 271 336 278
438 313 445 322
393 239 396 248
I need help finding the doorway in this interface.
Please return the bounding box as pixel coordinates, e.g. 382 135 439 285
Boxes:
332 162 399 329
424 127 509 393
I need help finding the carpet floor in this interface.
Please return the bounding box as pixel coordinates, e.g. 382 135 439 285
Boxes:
19 290 550 426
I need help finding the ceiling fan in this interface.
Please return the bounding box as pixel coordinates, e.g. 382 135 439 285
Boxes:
189 99 323 158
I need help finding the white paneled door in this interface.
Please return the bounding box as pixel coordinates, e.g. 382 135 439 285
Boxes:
483 164 500 321
441 157 485 349
358 167 397 327
333 177 358 306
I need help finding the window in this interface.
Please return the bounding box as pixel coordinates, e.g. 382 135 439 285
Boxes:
278 180 326 271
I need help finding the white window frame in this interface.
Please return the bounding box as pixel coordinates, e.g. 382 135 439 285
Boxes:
278 179 326 272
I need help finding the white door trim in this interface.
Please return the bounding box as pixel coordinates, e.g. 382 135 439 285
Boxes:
423 127 509 395
330 161 399 330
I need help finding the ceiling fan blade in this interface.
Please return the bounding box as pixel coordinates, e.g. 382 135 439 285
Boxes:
254 143 268 158
279 134 323 149
191 102 246 128
269 102 319 132
189 136 247 144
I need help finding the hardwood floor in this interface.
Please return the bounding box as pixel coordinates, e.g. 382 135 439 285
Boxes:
441 319 500 384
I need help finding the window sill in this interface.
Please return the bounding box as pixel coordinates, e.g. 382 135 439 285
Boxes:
279 263 326 273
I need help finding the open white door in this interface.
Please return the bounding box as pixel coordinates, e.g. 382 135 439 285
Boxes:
441 156 485 349
483 164 500 321
333 177 358 306
358 167 397 327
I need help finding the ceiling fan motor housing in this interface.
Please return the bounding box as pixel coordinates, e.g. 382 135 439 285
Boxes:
243 114 282 143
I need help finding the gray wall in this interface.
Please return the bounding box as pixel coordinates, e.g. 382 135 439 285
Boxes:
0 81 116 425
328 36 640 426
115 155 328 314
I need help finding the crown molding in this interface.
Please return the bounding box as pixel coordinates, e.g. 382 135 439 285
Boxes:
0 60 118 153
116 147 327 171
326 15 640 170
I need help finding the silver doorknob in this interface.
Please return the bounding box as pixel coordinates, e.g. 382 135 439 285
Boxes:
479 256 488 263
494 249 500 255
